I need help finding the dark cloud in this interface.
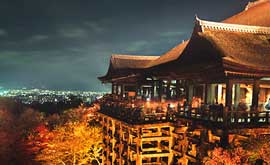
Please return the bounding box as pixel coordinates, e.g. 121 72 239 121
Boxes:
0 29 8 36
0 0 251 91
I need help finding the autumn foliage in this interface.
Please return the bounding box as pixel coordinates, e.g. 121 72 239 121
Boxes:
34 122 102 165
203 136 270 164
0 98 102 165
0 98 42 164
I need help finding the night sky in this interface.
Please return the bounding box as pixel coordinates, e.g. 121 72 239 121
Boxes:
0 0 252 91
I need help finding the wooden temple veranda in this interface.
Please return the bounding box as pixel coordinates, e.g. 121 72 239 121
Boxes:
97 1 270 164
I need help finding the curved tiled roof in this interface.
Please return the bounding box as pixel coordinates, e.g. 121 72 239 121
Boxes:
201 30 270 71
224 0 270 27
98 54 159 82
110 54 159 70
173 18 270 78
147 41 189 68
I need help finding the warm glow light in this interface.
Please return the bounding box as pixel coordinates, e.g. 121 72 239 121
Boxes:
191 97 201 108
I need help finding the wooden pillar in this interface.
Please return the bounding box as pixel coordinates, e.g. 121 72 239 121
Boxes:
206 84 212 104
136 128 142 165
217 84 223 104
151 81 155 100
135 84 139 97
204 84 208 104
207 84 216 104
202 84 206 104
252 79 260 109
117 84 120 95
127 128 131 164
137 83 142 96
168 126 173 164
221 128 229 148
176 80 181 99
166 80 171 100
102 117 107 164
111 120 116 163
119 123 123 165
114 84 117 94
158 80 163 101
187 84 194 103
185 81 189 103
225 80 233 108
234 84 241 108
120 84 124 97
106 118 110 164
111 84 114 94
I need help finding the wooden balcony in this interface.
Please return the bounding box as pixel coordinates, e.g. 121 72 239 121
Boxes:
98 99 270 129
177 106 270 129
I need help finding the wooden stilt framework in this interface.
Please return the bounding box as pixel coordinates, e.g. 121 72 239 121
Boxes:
98 108 270 164
98 111 245 164
99 114 176 165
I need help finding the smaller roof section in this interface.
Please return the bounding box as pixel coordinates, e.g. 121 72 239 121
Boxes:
99 54 159 82
147 40 189 68
110 54 159 70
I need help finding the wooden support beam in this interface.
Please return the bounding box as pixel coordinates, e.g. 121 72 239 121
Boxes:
151 81 155 99
220 129 229 148
176 80 181 99
121 85 124 97
204 83 208 104
111 84 114 94
119 123 123 165
117 84 121 95
112 120 116 163
141 136 171 141
136 128 142 165
141 152 171 158
252 79 260 109
168 126 173 165
166 80 171 100
207 84 216 104
225 80 233 108
158 80 163 101
234 84 241 108
206 84 211 104
188 84 194 104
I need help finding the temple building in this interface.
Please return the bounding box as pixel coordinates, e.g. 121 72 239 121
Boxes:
98 0 270 164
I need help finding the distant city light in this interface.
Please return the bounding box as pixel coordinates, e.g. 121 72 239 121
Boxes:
0 88 106 104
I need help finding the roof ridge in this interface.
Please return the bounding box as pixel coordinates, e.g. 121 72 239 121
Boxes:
111 54 159 59
195 16 270 34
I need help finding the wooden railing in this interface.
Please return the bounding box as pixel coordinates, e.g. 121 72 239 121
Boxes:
99 104 168 124
177 106 270 128
99 102 270 128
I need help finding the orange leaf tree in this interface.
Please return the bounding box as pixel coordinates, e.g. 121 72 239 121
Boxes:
35 121 103 165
